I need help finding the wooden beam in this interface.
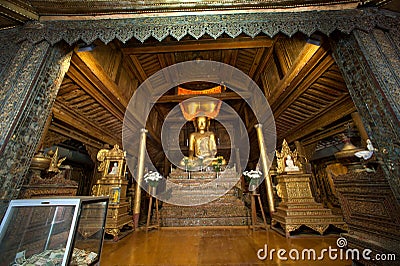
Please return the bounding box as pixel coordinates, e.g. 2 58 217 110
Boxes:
122 37 274 54
130 55 149 81
273 53 335 118
145 109 162 147
311 83 345 97
162 113 238 123
65 51 164 155
254 46 274 83
351 112 369 145
70 53 126 113
269 43 328 111
67 63 124 122
244 106 250 131
301 120 353 146
248 48 265 79
157 53 174 85
222 49 233 65
74 51 129 107
52 101 121 145
281 96 356 144
251 49 350 144
0 1 38 20
123 55 145 84
49 123 104 150
229 49 239 66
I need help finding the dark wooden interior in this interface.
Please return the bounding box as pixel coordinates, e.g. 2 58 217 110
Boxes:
1 0 398 173
47 33 356 170
1 1 400 265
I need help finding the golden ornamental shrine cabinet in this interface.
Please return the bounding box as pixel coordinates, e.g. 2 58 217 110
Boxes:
91 144 133 241
272 140 347 237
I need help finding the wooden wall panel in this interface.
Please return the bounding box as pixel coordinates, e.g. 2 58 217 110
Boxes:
118 63 137 102
332 167 400 265
91 44 122 82
261 56 280 97
274 37 306 75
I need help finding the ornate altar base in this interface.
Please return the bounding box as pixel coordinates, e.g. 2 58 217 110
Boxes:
332 167 400 265
159 168 250 227
19 174 78 199
271 173 347 237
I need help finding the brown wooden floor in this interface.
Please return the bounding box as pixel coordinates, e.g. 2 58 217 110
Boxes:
100 227 353 265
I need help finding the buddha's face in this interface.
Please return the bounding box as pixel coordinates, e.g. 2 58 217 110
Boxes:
196 116 207 131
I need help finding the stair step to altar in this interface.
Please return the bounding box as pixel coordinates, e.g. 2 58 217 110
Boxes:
161 203 249 217
162 216 249 227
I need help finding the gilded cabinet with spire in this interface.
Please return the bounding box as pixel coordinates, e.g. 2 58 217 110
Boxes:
272 140 347 237
92 144 133 240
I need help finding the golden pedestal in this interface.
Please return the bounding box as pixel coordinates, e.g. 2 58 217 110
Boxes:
271 173 347 237
92 144 133 241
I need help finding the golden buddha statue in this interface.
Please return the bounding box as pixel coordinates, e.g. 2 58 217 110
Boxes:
181 116 225 170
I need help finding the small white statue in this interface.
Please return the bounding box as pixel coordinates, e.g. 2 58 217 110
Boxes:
109 162 119 175
284 155 299 172
355 139 376 160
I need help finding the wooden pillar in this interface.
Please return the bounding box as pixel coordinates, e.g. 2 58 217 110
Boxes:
35 112 54 153
133 128 147 229
163 155 170 178
0 36 72 221
234 148 241 173
351 112 369 147
254 124 275 214
331 29 400 201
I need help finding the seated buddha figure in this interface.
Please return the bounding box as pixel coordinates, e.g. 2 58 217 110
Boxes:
181 116 225 170
284 155 299 172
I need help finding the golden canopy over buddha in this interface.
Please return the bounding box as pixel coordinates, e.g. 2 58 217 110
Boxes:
178 90 226 171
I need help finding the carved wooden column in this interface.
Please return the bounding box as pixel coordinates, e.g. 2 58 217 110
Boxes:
0 29 20 81
331 29 400 201
331 27 400 265
0 33 72 221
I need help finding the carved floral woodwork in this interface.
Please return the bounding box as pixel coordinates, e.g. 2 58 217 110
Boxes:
0 32 19 79
41 131 69 150
310 161 345 212
0 40 50 153
275 139 301 174
161 168 249 226
272 173 347 237
0 8 396 46
331 29 400 200
332 167 400 265
0 41 73 220
19 172 78 199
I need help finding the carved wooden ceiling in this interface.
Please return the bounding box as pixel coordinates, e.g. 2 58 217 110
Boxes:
48 32 359 167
